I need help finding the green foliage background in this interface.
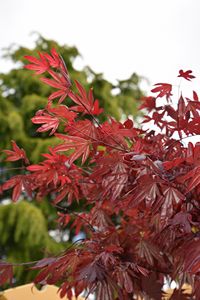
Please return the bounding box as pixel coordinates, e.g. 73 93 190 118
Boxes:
0 34 144 286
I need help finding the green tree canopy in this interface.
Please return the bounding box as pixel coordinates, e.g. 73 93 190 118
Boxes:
0 201 67 286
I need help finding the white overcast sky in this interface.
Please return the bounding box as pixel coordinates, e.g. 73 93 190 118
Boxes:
0 0 200 94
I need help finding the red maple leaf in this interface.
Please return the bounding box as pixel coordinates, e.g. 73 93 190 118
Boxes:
68 81 103 115
2 175 24 202
24 52 49 74
136 239 163 266
3 141 29 164
151 83 172 98
163 157 185 170
41 70 71 103
54 134 91 164
139 96 156 111
46 104 77 123
27 149 72 187
25 49 71 103
179 166 200 192
66 120 98 141
31 113 59 135
187 167 200 192
43 48 61 68
0 263 13 285
178 69 195 81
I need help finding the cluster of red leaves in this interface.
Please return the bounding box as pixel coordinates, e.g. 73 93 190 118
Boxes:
1 49 200 300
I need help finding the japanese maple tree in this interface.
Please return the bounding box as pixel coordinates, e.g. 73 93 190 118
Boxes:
1 48 200 300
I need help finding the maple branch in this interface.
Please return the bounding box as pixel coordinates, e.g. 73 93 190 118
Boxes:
0 260 40 267
55 204 96 233
0 166 26 173
164 134 200 159
1 51 199 298
60 116 128 152
69 90 128 152
177 78 182 100
145 265 172 276
90 115 128 152
0 238 86 268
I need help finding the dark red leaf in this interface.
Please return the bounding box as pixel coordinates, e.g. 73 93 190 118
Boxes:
139 96 156 111
178 69 195 81
0 263 13 285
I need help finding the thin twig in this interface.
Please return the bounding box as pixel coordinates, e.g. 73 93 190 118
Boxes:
68 89 128 152
55 203 96 233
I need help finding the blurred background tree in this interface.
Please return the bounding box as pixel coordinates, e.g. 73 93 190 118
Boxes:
0 34 145 286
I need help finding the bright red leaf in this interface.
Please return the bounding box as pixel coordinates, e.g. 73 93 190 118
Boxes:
151 83 172 98
3 141 29 164
68 81 103 115
24 52 49 74
54 134 91 164
32 113 59 135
